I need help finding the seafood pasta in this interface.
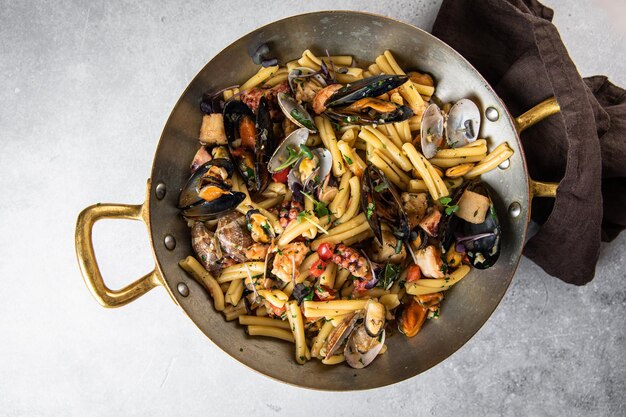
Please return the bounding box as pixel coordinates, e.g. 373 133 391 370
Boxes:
177 49 512 368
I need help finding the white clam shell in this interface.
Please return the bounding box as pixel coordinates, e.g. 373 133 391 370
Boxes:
445 98 481 148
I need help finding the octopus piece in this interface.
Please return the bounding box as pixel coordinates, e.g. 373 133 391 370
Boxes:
312 84 343 114
240 81 290 121
415 245 444 278
278 199 304 229
190 146 212 172
418 207 442 237
401 192 429 229
271 242 308 283
331 244 369 278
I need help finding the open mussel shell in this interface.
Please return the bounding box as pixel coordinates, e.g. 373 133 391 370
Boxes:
445 99 481 148
287 67 327 93
277 92 318 133
344 326 386 369
254 97 274 192
181 192 246 221
223 98 271 194
440 179 501 269
267 127 309 173
178 159 235 209
325 74 409 108
325 102 413 125
420 103 444 159
360 165 410 244
246 209 275 243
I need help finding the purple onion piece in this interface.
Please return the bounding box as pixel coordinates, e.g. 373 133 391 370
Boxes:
261 58 278 67
325 49 337 83
251 43 270 65
455 232 496 252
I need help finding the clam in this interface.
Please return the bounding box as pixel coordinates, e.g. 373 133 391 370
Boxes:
216 212 253 263
191 222 223 277
277 92 318 133
288 67 327 105
363 300 386 337
325 312 359 359
420 103 444 159
344 326 386 369
267 128 309 173
445 98 481 148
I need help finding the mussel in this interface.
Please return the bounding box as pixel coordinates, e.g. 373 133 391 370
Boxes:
223 97 274 194
246 209 275 243
361 165 409 244
314 74 414 125
178 159 246 221
440 179 501 269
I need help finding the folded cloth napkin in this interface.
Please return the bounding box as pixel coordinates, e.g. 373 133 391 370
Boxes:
432 0 626 285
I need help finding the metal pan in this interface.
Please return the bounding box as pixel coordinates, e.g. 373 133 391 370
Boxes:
75 11 560 390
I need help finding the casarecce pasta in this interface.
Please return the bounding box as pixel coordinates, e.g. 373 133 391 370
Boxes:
177 47 511 369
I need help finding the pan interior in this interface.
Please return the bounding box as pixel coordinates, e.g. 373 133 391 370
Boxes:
148 11 529 390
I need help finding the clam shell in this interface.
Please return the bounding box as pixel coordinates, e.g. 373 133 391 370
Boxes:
420 103 444 159
277 92 318 133
267 127 309 173
445 98 481 148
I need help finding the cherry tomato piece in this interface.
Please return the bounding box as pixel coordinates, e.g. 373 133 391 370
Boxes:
272 168 290 184
309 259 327 278
316 242 336 261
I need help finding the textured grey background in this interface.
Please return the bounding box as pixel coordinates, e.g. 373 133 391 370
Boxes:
1 0 625 416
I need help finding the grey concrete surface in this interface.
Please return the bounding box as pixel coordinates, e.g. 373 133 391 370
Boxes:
1 0 625 416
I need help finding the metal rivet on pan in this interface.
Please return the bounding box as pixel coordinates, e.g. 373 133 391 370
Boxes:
498 159 511 170
177 282 189 297
508 202 522 218
164 234 176 250
155 182 167 200
485 107 499 122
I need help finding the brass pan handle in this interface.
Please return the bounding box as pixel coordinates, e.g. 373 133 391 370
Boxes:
75 185 163 308
514 97 561 199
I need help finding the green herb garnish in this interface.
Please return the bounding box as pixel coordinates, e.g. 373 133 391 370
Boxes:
290 109 316 131
302 192 330 218
343 154 353 164
378 264 400 290
275 144 313 172
439 196 459 216
366 201 376 220
374 182 388 193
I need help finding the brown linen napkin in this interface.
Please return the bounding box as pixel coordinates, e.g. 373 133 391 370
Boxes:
432 0 626 285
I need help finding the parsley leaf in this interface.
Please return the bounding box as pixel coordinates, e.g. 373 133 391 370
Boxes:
374 182 388 193
275 144 314 172
343 154 353 165
366 201 376 220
